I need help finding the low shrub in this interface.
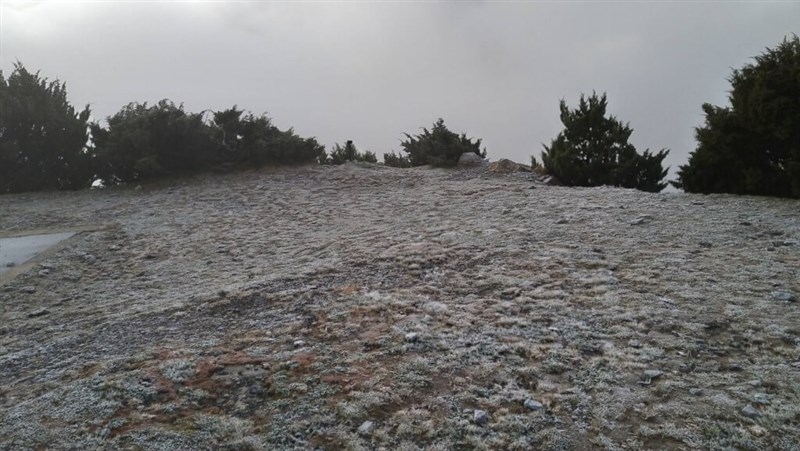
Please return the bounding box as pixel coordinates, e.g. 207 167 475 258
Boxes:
400 118 487 167
383 151 412 168
327 140 378 164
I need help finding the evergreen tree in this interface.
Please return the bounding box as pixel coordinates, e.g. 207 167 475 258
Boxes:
541 92 669 192
674 35 800 198
92 100 217 184
383 151 411 168
211 107 325 167
213 105 246 161
400 118 486 167
328 140 378 164
0 63 93 193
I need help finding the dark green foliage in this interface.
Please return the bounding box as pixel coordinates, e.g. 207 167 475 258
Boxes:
541 93 669 192
92 100 217 184
383 151 412 168
361 150 378 164
0 63 93 193
530 155 541 171
213 106 325 167
212 107 325 167
327 140 377 164
213 105 247 162
92 103 326 185
0 63 326 191
400 118 486 167
675 35 800 198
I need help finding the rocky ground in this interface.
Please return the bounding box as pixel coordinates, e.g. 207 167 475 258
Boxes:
0 163 798 450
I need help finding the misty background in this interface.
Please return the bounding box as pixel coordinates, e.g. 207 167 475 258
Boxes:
1 1 798 182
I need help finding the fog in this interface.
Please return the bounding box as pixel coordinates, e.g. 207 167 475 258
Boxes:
2 1 797 180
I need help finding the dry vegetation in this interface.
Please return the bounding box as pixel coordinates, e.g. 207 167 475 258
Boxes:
1 163 798 450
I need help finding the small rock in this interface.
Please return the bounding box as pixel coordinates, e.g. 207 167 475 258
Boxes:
38 269 50 277
643 370 663 379
473 409 489 426
742 404 761 418
750 425 767 436
293 340 305 347
423 301 448 314
689 388 703 396
542 175 561 186
524 399 544 411
555 218 569 224
357 420 375 436
404 332 419 343
63 271 83 282
79 253 97 265
753 393 770 405
248 385 264 396
771 290 797 303
20 286 36 294
5 262 15 268
630 217 645 225
27 308 49 318
727 363 744 372
748 380 762 387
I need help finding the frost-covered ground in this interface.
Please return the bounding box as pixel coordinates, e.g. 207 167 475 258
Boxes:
1 163 798 450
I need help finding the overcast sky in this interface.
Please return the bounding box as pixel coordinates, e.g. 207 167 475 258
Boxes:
1 1 798 181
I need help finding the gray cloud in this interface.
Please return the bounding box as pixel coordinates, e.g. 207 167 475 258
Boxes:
2 1 797 181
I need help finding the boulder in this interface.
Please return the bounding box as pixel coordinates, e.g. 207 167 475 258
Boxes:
457 152 486 168
487 158 530 174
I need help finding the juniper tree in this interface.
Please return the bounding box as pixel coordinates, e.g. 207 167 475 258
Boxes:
541 92 669 192
329 140 378 164
400 118 486 167
674 35 800 198
92 100 217 184
0 63 93 193
383 151 411 167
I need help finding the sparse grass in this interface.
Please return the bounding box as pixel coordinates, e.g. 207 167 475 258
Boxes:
0 164 798 449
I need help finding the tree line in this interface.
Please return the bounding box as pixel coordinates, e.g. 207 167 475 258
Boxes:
1 35 797 197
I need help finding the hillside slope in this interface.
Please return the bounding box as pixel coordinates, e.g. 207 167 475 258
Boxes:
1 163 798 450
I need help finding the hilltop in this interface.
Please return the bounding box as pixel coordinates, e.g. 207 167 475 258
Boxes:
1 163 798 450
